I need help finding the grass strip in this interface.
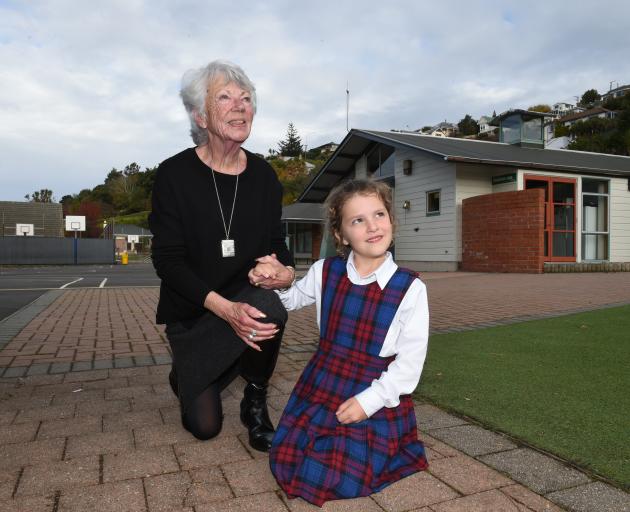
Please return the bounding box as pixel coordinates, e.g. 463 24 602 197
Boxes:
415 305 630 489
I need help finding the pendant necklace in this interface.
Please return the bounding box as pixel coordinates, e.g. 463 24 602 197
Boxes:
210 168 239 258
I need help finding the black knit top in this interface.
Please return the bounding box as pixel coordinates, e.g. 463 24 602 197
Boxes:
149 147 293 324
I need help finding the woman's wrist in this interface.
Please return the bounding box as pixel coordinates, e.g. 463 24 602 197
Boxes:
279 265 296 291
204 291 228 318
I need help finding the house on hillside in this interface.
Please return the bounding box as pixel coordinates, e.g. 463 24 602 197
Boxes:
422 121 459 138
297 110 630 273
550 102 583 119
557 107 617 129
477 115 495 135
602 83 630 102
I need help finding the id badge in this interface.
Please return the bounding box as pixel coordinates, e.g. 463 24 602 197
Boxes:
221 239 235 258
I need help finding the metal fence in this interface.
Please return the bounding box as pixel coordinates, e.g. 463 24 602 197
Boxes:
0 237 115 264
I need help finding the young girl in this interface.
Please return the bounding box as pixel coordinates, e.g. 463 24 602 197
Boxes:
264 179 429 506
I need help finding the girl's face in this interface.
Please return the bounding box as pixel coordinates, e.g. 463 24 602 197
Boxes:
338 193 393 265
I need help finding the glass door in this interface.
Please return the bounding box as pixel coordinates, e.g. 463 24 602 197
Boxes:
525 175 576 261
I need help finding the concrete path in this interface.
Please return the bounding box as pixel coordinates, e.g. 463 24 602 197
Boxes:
1 272 629 511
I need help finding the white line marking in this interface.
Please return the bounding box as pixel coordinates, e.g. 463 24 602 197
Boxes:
60 277 84 289
99 278 107 288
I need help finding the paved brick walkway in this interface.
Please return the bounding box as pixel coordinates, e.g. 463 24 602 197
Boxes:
1 271 629 511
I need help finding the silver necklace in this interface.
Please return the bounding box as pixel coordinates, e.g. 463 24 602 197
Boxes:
210 169 239 257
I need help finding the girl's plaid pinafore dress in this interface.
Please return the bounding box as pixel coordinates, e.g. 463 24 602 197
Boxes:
270 257 428 506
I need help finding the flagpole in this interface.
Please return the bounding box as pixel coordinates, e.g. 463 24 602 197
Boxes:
346 82 350 132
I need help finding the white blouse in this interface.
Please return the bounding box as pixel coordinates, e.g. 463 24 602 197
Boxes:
276 252 429 418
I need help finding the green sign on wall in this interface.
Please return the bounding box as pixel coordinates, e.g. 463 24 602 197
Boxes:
492 173 517 185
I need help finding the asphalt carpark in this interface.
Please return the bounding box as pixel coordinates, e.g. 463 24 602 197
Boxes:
0 263 160 321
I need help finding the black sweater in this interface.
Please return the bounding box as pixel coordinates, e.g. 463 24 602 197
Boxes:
149 147 293 324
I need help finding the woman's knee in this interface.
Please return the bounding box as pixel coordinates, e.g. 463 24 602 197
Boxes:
183 414 223 441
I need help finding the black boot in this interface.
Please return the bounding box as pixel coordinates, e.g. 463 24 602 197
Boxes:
240 382 275 452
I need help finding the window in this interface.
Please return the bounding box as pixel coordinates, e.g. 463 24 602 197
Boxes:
426 190 441 215
582 178 609 261
367 144 395 178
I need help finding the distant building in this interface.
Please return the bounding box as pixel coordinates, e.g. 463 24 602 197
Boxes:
0 201 64 237
558 107 617 128
478 115 495 135
602 83 630 102
423 121 458 137
281 202 324 265
103 223 152 254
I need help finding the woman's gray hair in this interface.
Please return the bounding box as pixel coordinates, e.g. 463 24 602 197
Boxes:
180 60 257 145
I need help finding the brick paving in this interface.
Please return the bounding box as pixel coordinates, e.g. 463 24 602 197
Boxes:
0 271 629 511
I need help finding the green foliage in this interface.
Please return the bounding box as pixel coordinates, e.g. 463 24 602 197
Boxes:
527 104 552 113
268 157 312 205
416 306 630 488
25 188 55 203
553 122 570 137
456 114 479 136
277 122 303 157
112 211 150 229
568 92 630 155
579 88 600 108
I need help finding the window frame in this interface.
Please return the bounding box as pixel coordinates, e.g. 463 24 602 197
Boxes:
426 189 441 216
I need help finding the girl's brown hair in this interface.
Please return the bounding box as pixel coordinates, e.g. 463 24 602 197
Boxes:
324 179 395 258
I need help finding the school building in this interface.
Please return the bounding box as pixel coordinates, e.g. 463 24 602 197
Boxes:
296 110 630 273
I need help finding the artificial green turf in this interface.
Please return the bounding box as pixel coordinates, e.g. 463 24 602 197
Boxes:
415 305 630 489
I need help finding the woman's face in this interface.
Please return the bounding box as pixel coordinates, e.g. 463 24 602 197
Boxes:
202 80 254 144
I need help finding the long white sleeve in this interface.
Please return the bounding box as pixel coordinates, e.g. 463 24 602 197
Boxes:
354 279 429 417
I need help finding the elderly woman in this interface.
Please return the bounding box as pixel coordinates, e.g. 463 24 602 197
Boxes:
149 60 295 451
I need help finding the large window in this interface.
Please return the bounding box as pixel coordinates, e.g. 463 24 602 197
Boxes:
582 179 609 260
367 145 395 178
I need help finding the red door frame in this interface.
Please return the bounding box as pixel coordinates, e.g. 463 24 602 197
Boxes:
524 174 576 262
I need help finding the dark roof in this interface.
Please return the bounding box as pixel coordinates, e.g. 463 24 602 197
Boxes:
558 107 612 123
298 129 630 203
490 109 553 126
113 223 153 236
281 202 324 222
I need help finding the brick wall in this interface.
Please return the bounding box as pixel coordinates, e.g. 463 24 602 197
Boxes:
462 189 544 273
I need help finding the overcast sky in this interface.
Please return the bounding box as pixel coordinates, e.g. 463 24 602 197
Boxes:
1 0 629 201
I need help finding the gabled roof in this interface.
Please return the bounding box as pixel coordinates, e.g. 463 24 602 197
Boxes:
298 129 630 203
113 223 152 236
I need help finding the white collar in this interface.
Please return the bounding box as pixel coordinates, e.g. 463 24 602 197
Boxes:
346 251 397 290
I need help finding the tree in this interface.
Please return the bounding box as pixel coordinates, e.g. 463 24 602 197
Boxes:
528 104 552 113
277 122 303 157
457 115 479 136
25 189 55 203
579 89 600 108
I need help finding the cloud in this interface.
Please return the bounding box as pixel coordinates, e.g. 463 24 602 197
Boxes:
1 0 630 200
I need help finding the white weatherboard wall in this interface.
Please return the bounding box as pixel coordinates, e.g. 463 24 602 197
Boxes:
394 149 457 271
610 177 630 262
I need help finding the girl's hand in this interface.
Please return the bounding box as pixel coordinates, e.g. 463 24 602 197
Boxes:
249 254 294 289
335 397 368 424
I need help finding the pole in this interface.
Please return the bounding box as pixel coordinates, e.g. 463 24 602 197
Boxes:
73 230 78 265
346 82 350 132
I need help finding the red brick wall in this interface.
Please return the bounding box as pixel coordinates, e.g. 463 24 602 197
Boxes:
462 189 544 273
